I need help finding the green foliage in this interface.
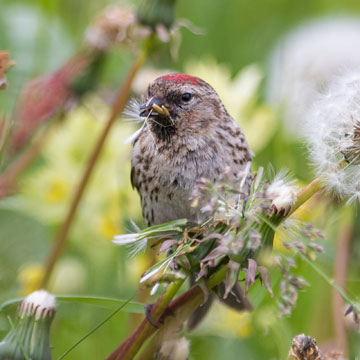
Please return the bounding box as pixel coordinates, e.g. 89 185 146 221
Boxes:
0 208 50 301
1 0 360 358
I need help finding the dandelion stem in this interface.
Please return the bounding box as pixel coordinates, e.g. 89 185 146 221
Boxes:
289 176 323 216
7 315 30 360
300 253 359 314
40 50 147 288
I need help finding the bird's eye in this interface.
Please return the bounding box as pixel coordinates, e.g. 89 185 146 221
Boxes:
181 93 192 102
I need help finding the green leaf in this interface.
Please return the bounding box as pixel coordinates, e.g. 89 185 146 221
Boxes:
0 298 23 313
139 218 187 236
0 209 51 302
56 295 144 314
57 295 136 360
0 295 144 314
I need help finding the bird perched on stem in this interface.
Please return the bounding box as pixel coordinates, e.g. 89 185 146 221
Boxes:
131 73 253 226
130 73 253 327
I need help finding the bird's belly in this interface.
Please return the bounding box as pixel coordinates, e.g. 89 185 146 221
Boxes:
142 185 200 226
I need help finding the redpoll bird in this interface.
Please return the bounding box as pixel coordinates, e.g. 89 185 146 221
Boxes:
130 73 254 328
131 73 253 226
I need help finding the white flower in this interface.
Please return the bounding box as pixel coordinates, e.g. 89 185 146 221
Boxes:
304 68 360 201
113 233 139 245
267 16 360 136
19 290 56 321
267 172 298 215
113 233 148 256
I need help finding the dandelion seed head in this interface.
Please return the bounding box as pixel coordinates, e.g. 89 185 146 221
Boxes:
267 16 360 136
123 96 147 144
113 233 148 256
304 68 360 201
123 96 146 124
127 237 148 257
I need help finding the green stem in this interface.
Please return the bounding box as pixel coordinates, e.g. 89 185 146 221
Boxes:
300 253 359 313
58 295 135 360
289 176 323 216
136 266 228 360
0 125 52 199
109 175 328 360
107 267 227 360
7 315 30 360
106 277 186 360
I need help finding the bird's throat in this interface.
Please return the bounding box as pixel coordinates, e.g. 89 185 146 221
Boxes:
150 117 177 142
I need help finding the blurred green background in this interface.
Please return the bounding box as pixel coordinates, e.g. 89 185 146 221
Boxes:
1 0 360 359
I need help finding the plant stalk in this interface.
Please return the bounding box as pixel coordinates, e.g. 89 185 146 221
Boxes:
0 125 52 199
289 176 323 216
107 175 327 359
135 266 228 360
332 210 353 355
40 50 147 288
106 277 186 360
108 266 227 360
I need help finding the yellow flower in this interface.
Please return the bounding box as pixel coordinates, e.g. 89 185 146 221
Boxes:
18 97 143 242
273 228 290 252
17 263 44 295
185 58 277 152
124 253 154 284
97 204 123 239
203 302 252 338
44 177 70 204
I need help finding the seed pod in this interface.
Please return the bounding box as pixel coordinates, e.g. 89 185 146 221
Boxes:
137 0 177 29
0 290 56 360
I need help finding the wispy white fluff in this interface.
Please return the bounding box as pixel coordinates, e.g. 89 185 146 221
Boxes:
123 96 146 144
140 262 167 283
150 282 160 296
304 68 360 202
122 96 145 124
267 171 298 212
267 16 360 136
113 233 148 256
124 124 145 144
19 290 56 320
158 337 190 360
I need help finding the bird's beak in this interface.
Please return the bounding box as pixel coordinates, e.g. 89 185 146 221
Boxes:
139 97 171 119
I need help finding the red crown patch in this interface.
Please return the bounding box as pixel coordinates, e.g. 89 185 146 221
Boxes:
160 73 200 86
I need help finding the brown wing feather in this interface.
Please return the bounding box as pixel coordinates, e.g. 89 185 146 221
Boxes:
130 164 137 190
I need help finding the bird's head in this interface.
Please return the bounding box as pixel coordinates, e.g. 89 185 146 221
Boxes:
139 73 226 140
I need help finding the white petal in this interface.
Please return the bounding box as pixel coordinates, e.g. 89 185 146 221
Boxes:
113 233 138 245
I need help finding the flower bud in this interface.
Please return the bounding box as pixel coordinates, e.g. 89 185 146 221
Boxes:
0 51 15 90
137 0 177 29
0 290 56 360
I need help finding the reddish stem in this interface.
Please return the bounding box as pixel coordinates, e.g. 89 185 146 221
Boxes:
0 127 51 198
40 51 146 288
